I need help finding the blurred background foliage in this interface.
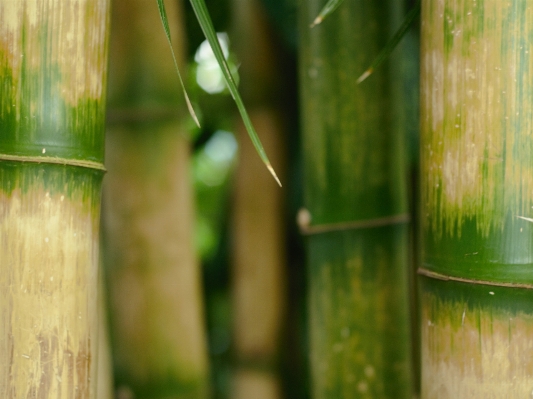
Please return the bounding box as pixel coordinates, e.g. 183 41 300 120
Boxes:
181 0 305 398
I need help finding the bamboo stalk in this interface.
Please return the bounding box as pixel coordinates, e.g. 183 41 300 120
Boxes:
299 0 413 397
97 268 114 399
0 1 110 398
103 0 209 397
419 0 533 396
232 110 286 399
230 1 287 398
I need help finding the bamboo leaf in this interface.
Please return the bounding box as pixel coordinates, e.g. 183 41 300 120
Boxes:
357 1 420 84
310 0 345 28
188 0 282 187
157 0 201 127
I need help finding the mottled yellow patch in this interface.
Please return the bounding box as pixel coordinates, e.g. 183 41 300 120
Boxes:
421 293 533 398
421 0 533 236
103 124 208 384
0 0 109 106
0 187 100 398
233 370 281 399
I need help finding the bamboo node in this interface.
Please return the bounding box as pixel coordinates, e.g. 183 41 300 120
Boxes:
0 153 106 171
298 212 410 235
418 268 533 290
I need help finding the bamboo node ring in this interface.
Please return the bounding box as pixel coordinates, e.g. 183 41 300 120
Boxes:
0 153 106 171
418 268 533 290
297 209 410 235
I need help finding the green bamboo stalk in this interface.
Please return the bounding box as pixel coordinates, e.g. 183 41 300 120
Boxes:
299 0 413 397
0 1 110 398
103 0 209 397
419 0 533 396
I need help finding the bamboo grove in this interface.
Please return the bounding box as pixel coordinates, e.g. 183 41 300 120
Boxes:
2 0 533 398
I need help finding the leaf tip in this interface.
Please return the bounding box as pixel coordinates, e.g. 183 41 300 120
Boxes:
310 16 323 28
267 163 282 187
356 68 373 84
183 90 201 128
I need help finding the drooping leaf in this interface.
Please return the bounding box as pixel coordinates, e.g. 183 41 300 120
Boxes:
357 1 420 83
310 0 345 28
188 0 282 186
157 0 201 127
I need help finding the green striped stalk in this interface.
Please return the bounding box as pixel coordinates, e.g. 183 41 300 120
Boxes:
103 0 209 397
0 1 110 398
299 0 413 397
230 1 286 398
419 0 533 397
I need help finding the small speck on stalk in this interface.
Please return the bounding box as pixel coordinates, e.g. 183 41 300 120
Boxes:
297 208 312 230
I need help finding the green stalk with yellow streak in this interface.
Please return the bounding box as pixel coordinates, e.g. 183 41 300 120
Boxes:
299 0 413 397
0 1 110 397
419 0 533 396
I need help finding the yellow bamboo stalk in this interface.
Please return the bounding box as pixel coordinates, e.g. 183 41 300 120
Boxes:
232 111 286 399
103 0 209 396
0 176 102 397
230 1 287 397
0 1 110 397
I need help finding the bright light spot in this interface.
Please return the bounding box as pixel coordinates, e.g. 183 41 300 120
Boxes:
204 130 237 163
194 33 234 94
195 33 229 64
195 130 238 187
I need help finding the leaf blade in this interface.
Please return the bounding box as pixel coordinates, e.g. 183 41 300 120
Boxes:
357 1 420 84
189 0 282 187
310 0 346 28
156 0 201 127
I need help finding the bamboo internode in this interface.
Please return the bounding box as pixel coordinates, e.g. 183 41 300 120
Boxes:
420 0 533 396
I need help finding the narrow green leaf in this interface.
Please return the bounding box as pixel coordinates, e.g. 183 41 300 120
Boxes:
188 0 282 187
310 0 345 28
157 0 201 127
357 1 420 84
